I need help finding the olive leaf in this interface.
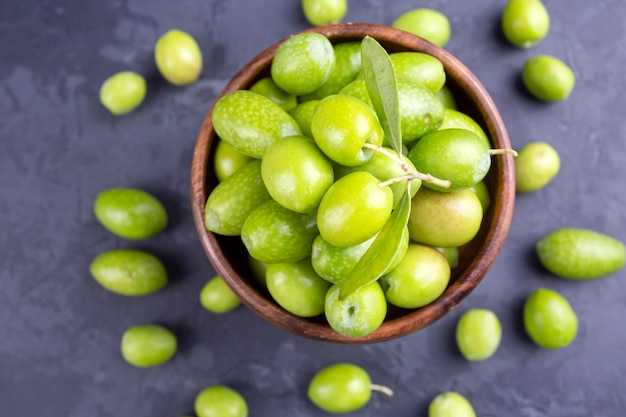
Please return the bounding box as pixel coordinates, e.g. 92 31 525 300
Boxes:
361 36 403 156
339 189 411 299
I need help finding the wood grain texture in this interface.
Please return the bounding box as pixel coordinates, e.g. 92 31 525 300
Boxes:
190 23 515 343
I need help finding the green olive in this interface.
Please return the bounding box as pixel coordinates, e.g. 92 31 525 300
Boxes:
213 140 254 182
94 187 167 239
154 29 203 85
523 288 578 349
200 276 241 313
120 324 177 367
522 55 575 101
99 71 146 115
89 249 167 296
249 77 297 111
501 0 550 48
308 363 392 413
428 391 476 417
195 385 248 417
515 141 560 192
392 8 451 47
271 32 335 95
456 309 502 361
302 0 347 26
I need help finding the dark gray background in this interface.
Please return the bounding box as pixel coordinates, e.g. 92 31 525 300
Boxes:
1 0 625 416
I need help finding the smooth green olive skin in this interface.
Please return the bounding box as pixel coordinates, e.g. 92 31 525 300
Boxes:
325 282 387 338
408 128 490 192
522 55 575 101
501 0 550 48
381 244 450 309
302 0 347 26
392 8 451 47
408 187 483 248
195 385 248 417
249 77 297 111
317 171 393 247
266 258 331 317
121 325 177 367
308 363 372 413
312 227 409 285
515 141 560 192
200 276 241 313
438 108 489 143
154 29 202 85
434 246 459 268
261 135 334 213
435 85 457 109
212 90 302 158
469 180 491 213
340 78 444 144
428 391 476 417
214 140 254 182
271 33 335 95
523 288 578 349
456 309 502 361
99 71 146 115
536 228 626 280
288 100 319 139
311 94 384 166
94 187 167 239
204 160 271 236
90 249 167 296
241 200 318 263
300 42 362 101
389 52 446 93
334 148 421 207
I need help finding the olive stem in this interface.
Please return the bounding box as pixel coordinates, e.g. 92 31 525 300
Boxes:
489 148 518 157
370 383 394 397
363 143 452 189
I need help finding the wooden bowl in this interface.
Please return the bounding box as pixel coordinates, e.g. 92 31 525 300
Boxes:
191 23 515 343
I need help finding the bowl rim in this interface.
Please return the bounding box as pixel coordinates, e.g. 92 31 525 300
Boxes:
190 22 515 343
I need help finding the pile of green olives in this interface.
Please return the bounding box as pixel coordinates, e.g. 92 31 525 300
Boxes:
204 33 508 339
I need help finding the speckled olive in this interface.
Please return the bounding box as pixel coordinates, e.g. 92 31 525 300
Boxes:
241 200 318 263
204 160 271 236
271 32 335 95
94 187 167 239
212 90 301 158
90 249 167 296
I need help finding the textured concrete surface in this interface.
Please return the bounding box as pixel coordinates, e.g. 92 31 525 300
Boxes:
1 0 625 416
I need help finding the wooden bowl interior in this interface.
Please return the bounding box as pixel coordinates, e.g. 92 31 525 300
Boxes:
191 23 515 343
